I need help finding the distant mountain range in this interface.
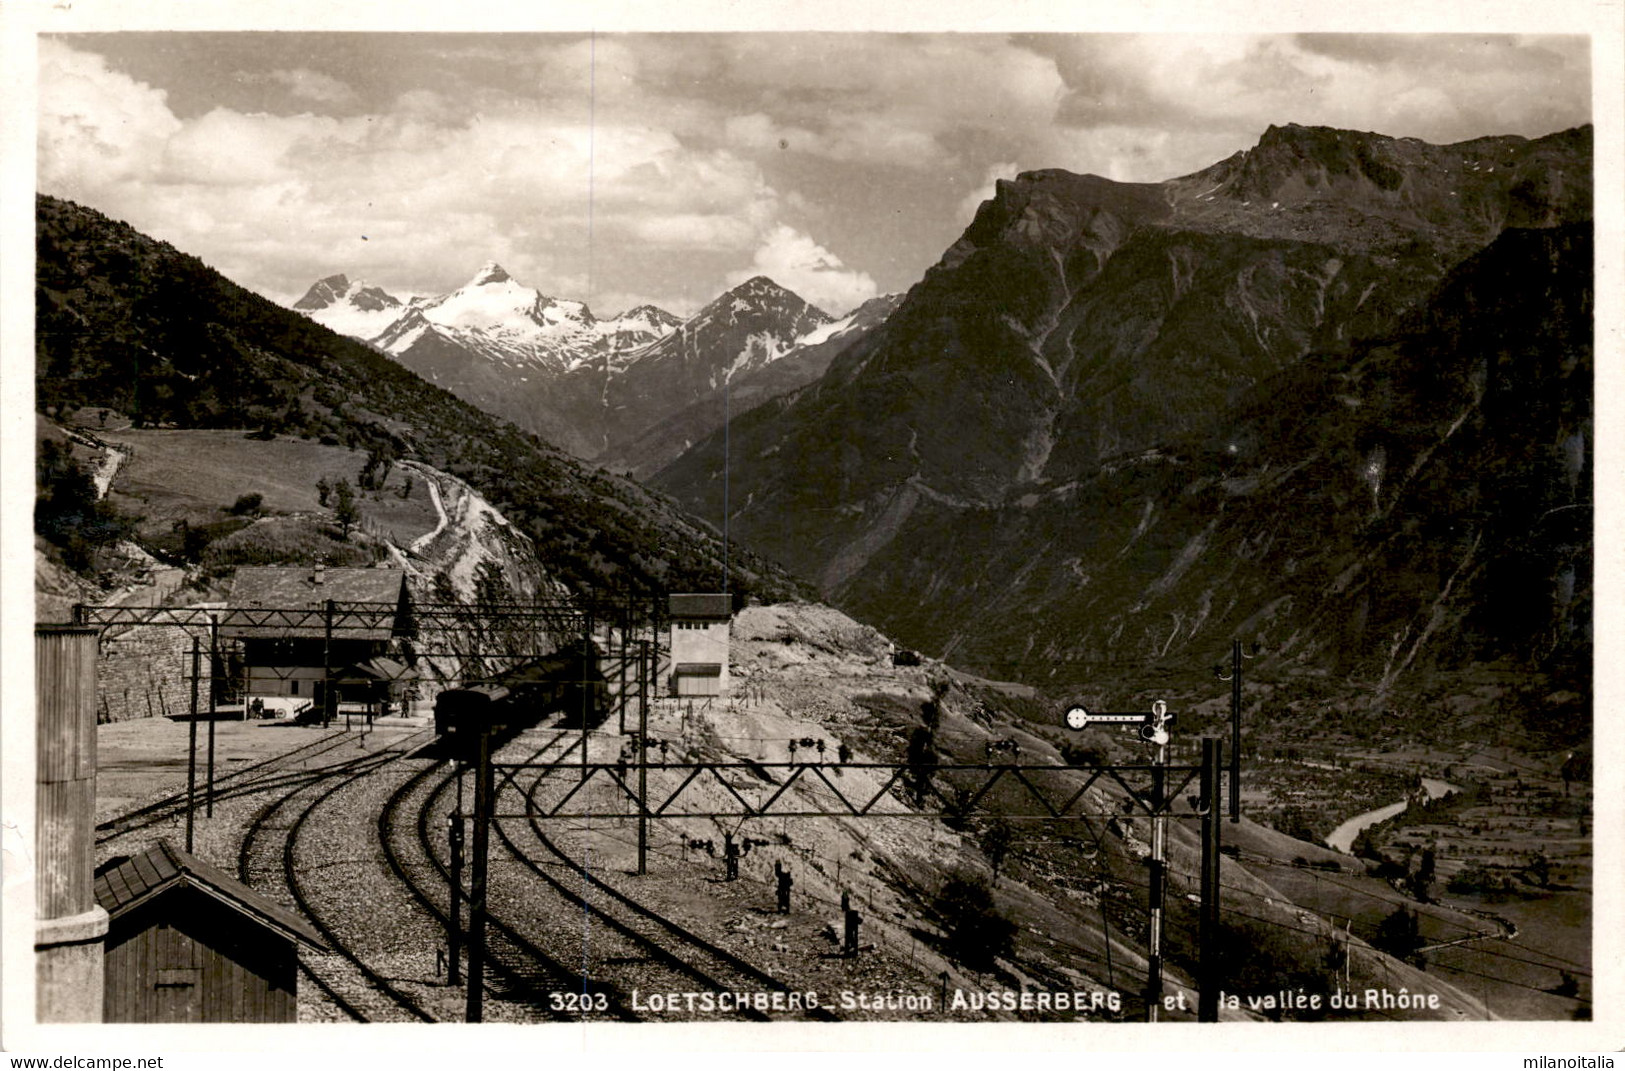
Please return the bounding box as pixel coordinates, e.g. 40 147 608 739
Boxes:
654 123 1593 696
35 194 810 605
599 291 905 479
36 119 1593 719
293 262 878 464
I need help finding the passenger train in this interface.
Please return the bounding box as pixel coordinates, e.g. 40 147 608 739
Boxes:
433 639 610 750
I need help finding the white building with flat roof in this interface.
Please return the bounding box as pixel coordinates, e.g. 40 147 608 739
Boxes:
668 593 731 697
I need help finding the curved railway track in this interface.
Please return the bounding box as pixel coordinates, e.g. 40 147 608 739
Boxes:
499 736 839 1021
216 720 847 1024
375 734 623 1022
237 727 439 1023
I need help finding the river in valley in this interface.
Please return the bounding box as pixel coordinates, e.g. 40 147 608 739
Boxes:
1325 777 1461 854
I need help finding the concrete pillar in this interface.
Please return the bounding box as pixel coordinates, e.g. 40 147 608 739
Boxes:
35 625 108 1023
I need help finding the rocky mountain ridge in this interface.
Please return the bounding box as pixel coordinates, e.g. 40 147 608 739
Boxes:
601 291 904 479
653 124 1592 697
293 264 851 464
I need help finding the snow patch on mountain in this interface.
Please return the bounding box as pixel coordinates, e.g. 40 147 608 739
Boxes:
794 293 899 349
293 273 407 339
725 332 789 382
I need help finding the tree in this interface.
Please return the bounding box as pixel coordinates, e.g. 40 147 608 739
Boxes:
1528 851 1552 888
171 518 209 562
1373 906 1423 961
333 477 358 539
903 725 938 805
228 492 263 515
360 443 397 490
282 396 307 434
431 568 459 605
921 679 949 733
36 437 134 571
1409 846 1437 901
936 872 1016 972
980 819 1014 884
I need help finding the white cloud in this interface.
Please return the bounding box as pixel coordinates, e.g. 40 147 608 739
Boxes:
727 225 877 316
724 112 821 154
37 37 181 193
263 68 357 105
33 32 1591 317
161 107 337 186
35 38 784 311
959 161 1020 222
709 36 1067 170
1029 34 1590 180
625 213 759 250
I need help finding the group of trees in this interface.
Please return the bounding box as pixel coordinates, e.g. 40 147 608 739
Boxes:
358 444 397 491
315 476 360 538
35 437 135 571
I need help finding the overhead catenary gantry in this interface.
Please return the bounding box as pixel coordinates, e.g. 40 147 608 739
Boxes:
78 597 1246 1024
72 593 667 859
73 595 663 690
456 698 1232 1024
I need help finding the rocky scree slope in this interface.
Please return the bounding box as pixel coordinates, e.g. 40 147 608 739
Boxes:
692 602 1482 1020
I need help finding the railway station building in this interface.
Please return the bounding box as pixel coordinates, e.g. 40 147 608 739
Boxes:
221 564 414 714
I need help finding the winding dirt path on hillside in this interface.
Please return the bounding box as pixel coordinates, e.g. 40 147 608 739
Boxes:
401 461 450 554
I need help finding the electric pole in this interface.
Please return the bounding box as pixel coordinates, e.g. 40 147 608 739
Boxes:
465 723 492 1022
1198 737 1223 1022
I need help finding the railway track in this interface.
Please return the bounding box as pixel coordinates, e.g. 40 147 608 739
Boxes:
97 726 361 845
377 737 624 1020
378 732 631 1022
237 727 440 1023
500 737 838 1021
216 720 842 1024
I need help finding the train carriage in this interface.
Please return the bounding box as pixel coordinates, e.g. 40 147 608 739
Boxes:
433 639 610 749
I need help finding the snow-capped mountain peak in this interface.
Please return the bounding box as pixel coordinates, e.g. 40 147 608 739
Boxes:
469 260 512 287
419 263 574 337
292 273 406 338
616 275 832 395
608 304 685 338
292 273 354 310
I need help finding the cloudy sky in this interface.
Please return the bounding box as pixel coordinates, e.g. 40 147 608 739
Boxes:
37 30 1591 318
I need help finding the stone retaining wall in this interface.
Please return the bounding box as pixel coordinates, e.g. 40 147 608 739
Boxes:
95 618 225 723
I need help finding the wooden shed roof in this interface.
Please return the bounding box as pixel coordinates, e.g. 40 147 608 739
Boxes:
349 656 416 682
94 840 328 950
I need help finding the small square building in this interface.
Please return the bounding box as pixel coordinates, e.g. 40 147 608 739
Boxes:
95 840 328 1023
668 593 732 697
